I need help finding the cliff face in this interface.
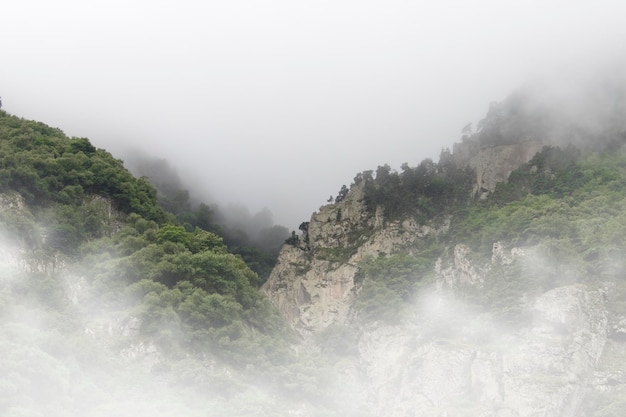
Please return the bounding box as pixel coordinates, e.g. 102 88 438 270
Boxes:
265 213 620 416
355 275 611 417
261 184 449 335
262 137 547 335
453 138 546 197
261 139 626 416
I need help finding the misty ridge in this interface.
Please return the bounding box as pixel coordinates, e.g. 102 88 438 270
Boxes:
3 61 626 417
117 150 292 282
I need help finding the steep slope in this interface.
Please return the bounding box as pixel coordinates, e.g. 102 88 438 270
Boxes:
0 110 341 417
262 84 626 416
5 72 626 416
262 182 451 334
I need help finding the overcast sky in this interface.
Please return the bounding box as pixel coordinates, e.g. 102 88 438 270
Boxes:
2 0 626 228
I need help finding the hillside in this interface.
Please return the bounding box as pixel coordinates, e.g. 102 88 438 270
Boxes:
2 76 626 417
263 84 626 416
0 110 343 416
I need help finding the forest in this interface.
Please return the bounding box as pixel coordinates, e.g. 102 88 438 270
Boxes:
3 87 626 415
0 109 344 416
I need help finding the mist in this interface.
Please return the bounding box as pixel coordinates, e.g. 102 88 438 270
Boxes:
3 2 626 415
0 227 306 417
120 149 290 258
3 0 626 228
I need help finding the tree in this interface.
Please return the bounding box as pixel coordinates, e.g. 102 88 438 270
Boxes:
69 137 97 155
156 224 190 246
285 230 299 245
335 184 349 203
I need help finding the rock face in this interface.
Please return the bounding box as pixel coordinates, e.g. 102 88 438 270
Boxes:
0 192 26 211
263 136 548 334
261 184 449 335
0 192 126 274
262 137 623 416
359 285 607 417
350 248 610 417
453 139 546 197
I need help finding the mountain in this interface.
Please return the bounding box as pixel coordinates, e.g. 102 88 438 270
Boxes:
0 110 330 416
2 72 626 417
262 81 626 416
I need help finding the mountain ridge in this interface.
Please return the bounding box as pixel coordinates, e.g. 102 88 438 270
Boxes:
259 82 626 416
3 76 626 415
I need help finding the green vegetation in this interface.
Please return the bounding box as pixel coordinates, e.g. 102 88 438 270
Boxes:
449 146 626 328
0 110 343 416
4 94 626 415
351 144 626 328
358 149 474 224
354 250 439 323
316 246 355 264
0 110 284 281
0 112 168 223
73 211 296 374
460 146 626 259
128 155 287 282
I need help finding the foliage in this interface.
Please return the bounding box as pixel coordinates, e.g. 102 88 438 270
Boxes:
359 150 474 223
353 145 626 330
127 155 288 282
5 101 626 415
285 230 299 246
334 184 349 203
0 110 303 373
316 246 355 264
460 148 626 260
0 151 323 416
314 323 359 359
354 251 438 323
453 147 626 330
0 111 284 281
0 111 168 223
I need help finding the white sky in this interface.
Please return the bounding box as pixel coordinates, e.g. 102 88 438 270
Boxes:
2 0 626 228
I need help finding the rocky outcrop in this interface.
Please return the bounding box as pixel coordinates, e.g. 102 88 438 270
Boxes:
263 133 550 335
261 184 449 335
355 284 608 417
0 192 126 275
262 131 626 416
0 192 40 274
436 244 484 288
0 192 26 211
453 139 545 197
264 187 619 416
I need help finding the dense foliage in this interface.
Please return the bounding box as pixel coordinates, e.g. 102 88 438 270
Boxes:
357 149 475 223
461 146 626 256
353 144 626 330
0 111 345 416
354 248 440 323
0 111 168 223
125 155 288 282
4 92 626 415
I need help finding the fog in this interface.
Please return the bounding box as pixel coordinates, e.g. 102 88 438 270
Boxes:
2 0 626 228
4 4 626 413
0 233 292 417
0 224 603 417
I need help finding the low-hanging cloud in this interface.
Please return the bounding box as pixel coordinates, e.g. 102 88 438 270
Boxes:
3 0 626 228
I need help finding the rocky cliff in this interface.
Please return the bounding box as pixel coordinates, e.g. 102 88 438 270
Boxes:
261 137 626 416
261 183 450 335
453 138 546 198
354 269 613 417
265 217 623 416
262 134 547 335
